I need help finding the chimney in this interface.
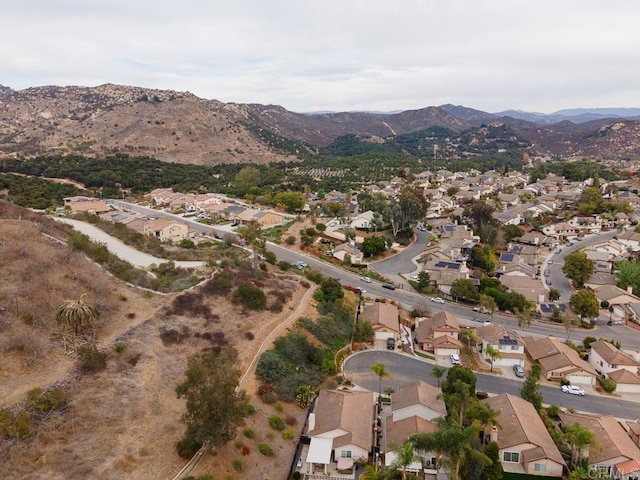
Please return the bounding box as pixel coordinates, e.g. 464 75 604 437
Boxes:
628 285 634 295
490 425 498 443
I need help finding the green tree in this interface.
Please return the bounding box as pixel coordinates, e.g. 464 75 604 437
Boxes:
55 293 100 341
549 288 561 301
362 236 387 257
232 284 267 310
514 306 532 330
564 422 595 467
237 220 264 269
352 319 374 343
570 290 599 321
481 441 503 480
319 277 344 303
464 199 496 232
274 190 305 213
234 167 260 196
484 345 501 372
520 363 543 411
415 271 431 293
389 441 422 480
614 260 640 295
175 347 249 454
370 362 392 397
479 295 497 321
502 224 524 243
450 279 480 303
431 366 447 389
562 251 594 288
470 245 496 274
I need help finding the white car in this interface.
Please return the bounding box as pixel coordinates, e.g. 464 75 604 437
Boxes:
561 385 586 396
450 353 461 365
297 457 303 469
360 276 372 283
431 297 445 304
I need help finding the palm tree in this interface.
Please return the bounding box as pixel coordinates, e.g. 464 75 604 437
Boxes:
564 423 595 467
484 345 501 372
55 293 100 338
360 464 387 480
431 366 447 389
389 441 421 480
370 362 392 397
459 329 478 348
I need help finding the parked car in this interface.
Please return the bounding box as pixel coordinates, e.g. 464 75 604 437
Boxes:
548 259 553 264
544 269 550 277
450 353 461 365
297 457 303 469
566 242 574 247
387 337 396 350
546 279 552 286
561 385 586 396
472 317 484 323
555 248 562 254
431 297 445 304
382 283 396 290
360 276 372 283
513 365 525 377
295 261 307 270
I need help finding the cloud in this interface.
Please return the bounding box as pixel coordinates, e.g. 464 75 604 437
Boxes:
1 0 640 112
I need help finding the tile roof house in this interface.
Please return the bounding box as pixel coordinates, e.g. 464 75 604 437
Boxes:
390 381 447 422
522 336 597 385
475 324 525 369
359 302 400 341
423 259 470 295
484 393 565 477
414 311 463 356
63 196 110 215
143 218 189 243
559 412 640 480
500 276 548 304
306 390 375 475
608 368 640 394
589 340 640 393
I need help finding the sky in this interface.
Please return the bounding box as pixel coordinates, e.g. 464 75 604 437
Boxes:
3 1 640 114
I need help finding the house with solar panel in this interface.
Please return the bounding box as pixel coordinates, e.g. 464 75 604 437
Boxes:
475 324 526 370
423 259 470 295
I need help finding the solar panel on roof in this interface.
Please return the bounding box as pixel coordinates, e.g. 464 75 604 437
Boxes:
444 225 455 231
540 304 552 313
500 253 515 262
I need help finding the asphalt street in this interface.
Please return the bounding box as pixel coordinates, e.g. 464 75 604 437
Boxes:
344 351 640 420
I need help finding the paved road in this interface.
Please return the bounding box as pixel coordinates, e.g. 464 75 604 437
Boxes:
344 351 640 420
53 217 206 269
369 229 430 280
103 201 640 349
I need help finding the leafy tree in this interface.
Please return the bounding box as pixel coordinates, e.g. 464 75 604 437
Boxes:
562 312 581 342
464 200 496 232
55 293 100 343
175 348 249 454
484 345 501 372
414 271 431 293
389 441 422 480
234 167 260 196
450 279 480 302
614 260 640 295
502 224 524 243
520 363 543 411
274 190 305 213
570 290 599 321
237 220 264 269
562 251 594 288
321 201 346 220
514 307 532 330
564 422 595 467
469 245 496 274
441 366 477 422
370 362 392 396
549 288 561 301
256 350 292 384
352 319 374 343
319 277 344 303
479 295 497 320
431 366 447 388
232 284 267 310
481 441 503 480
362 236 386 257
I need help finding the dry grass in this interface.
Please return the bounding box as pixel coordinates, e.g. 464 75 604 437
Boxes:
0 206 314 479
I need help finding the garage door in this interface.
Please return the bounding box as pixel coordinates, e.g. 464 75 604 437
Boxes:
566 373 593 385
375 332 393 341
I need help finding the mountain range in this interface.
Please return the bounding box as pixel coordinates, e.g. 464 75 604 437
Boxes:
1 83 640 165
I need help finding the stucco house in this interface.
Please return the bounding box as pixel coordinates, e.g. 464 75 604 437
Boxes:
484 394 565 477
414 311 462 357
522 336 597 385
143 218 189 243
390 381 447 422
306 390 375 475
359 302 400 343
475 324 525 369
559 412 640 480
332 242 364 264
589 340 640 376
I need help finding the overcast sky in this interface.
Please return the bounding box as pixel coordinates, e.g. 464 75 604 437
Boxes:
3 1 640 113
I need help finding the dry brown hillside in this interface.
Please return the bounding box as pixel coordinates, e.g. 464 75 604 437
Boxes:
0 203 312 479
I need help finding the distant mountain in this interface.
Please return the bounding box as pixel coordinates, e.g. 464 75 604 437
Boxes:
1 83 640 165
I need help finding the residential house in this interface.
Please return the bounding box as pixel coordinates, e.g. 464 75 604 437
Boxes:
608 368 640 394
626 420 640 448
423 259 470 295
559 412 640 480
616 231 640 252
63 196 110 215
143 218 189 243
484 393 565 477
306 390 376 475
522 336 597 385
389 381 447 422
349 210 376 230
542 222 577 241
332 242 364 264
359 302 400 343
414 311 462 357
589 340 640 393
475 324 525 369
500 276 548 304
515 231 551 247
590 284 640 321
236 208 286 227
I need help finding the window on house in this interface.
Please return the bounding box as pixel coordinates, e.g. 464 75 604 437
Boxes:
511 345 519 350
534 463 547 472
503 452 520 463
340 451 352 458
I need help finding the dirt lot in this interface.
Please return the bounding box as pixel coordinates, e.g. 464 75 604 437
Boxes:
0 213 320 480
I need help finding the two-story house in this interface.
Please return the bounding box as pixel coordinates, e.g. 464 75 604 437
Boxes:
475 324 525 369
414 311 462 357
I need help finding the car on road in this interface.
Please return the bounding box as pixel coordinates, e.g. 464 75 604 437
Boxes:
297 457 303 469
387 338 396 350
546 279 552 286
513 365 525 377
555 248 562 254
548 259 553 264
450 353 461 365
544 269 550 277
382 283 396 290
295 261 307 270
472 317 484 323
408 273 419 280
360 276 372 283
431 297 445 304
566 242 574 247
561 385 586 396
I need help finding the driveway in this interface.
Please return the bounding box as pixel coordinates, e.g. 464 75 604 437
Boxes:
53 217 206 269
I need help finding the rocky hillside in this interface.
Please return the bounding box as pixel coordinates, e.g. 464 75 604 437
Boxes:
2 83 640 165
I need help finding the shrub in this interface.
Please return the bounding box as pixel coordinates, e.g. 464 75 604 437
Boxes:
269 415 285 431
77 344 107 374
285 236 296 245
560 378 571 387
285 415 298 426
598 376 617 393
282 429 295 440
546 405 561 420
234 440 243 449
243 427 255 439
273 402 284 412
258 443 274 456
26 387 66 412
114 343 127 354
176 436 202 458
232 459 243 472
232 284 267 310
245 404 256 415
0 409 32 439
